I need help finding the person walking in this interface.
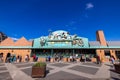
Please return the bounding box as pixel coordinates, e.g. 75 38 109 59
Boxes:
19 56 22 62
110 55 115 64
25 55 28 62
17 55 20 63
0 53 3 62
96 55 100 64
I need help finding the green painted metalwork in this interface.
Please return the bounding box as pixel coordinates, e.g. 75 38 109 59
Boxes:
33 38 41 48
32 30 91 49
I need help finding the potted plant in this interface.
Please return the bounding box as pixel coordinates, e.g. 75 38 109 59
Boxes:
31 62 46 78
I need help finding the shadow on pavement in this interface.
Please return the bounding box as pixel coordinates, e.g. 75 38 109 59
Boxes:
111 77 120 80
110 69 120 74
45 70 49 76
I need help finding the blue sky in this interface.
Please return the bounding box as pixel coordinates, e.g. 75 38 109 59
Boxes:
0 0 120 41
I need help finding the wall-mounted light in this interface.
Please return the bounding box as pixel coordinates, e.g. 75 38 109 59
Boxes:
51 42 54 44
65 41 68 44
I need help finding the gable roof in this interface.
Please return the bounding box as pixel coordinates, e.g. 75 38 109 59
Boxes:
14 37 32 46
0 37 14 46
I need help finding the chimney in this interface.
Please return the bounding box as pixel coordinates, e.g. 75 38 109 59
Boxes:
96 30 107 46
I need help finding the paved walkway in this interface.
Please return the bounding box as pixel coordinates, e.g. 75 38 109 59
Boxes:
5 63 33 80
47 62 100 78
0 62 120 80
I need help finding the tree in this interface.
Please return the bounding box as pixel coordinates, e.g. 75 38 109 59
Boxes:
0 32 8 42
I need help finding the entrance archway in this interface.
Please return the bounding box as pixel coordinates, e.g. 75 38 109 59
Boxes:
5 53 11 62
0 53 3 62
0 53 3 58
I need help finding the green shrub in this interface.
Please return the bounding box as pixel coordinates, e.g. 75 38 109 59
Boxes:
33 62 46 67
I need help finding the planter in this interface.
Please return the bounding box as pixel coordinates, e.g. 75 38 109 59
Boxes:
114 64 120 73
31 62 46 78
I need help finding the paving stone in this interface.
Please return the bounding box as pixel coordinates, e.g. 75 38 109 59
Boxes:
82 62 102 67
0 67 7 71
0 64 5 66
110 68 120 80
50 63 69 67
22 67 53 76
69 65 99 75
21 68 32 76
3 62 114 80
46 67 53 70
13 62 30 64
0 72 12 80
35 71 90 80
91 78 110 80
6 63 33 80
15 63 34 68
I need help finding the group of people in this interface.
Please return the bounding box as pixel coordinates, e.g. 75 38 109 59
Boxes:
69 54 79 62
70 54 92 62
5 53 22 63
5 53 32 63
96 55 116 64
2 53 38 63
32 54 38 62
1 52 116 64
5 54 39 63
54 54 63 62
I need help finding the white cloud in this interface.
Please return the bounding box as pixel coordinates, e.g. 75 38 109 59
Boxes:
86 3 94 9
10 37 19 41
